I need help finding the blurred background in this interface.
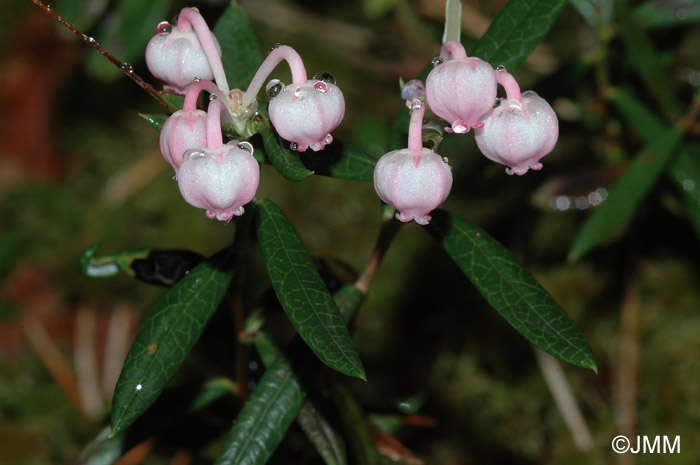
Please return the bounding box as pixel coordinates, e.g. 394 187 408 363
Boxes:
1 0 699 464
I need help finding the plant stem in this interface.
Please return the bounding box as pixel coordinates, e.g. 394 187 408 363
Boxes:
183 79 226 111
439 40 467 60
495 70 522 101
206 99 228 148
442 0 462 44
29 0 175 112
177 8 230 95
242 46 308 107
407 102 426 152
355 217 403 295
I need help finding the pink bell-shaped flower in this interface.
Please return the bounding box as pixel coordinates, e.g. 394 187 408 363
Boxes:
146 8 228 95
159 109 208 171
268 74 345 151
239 46 344 151
177 141 260 221
176 99 260 221
373 99 452 225
425 41 497 134
474 70 558 175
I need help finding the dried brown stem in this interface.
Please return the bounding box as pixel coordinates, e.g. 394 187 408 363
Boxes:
30 0 175 112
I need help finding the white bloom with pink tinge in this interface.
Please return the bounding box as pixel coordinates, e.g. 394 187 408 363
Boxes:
475 91 559 175
425 56 497 134
374 148 453 225
159 109 208 171
177 141 260 221
268 79 345 152
145 26 220 94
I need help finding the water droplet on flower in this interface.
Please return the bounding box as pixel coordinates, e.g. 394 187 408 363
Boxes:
431 57 444 67
183 149 205 160
451 121 468 134
237 141 254 154
505 167 515 175
409 98 422 110
314 81 328 93
313 71 336 84
265 79 285 98
294 86 305 98
268 43 282 54
193 76 202 82
323 134 333 145
496 65 506 72
290 142 299 151
157 21 172 35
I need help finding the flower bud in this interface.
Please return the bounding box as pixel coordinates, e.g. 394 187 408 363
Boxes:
268 76 345 151
425 56 497 133
374 149 453 225
159 109 208 171
177 141 260 221
145 22 221 94
474 91 558 175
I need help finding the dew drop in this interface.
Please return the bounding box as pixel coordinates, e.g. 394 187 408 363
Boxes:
237 141 254 154
451 121 468 134
323 134 333 145
314 81 328 93
401 79 425 100
312 71 336 84
209 93 217 100
409 98 422 110
431 57 444 67
268 43 282 54
290 142 299 151
265 79 285 98
157 21 172 35
193 76 202 82
496 65 506 72
136 384 143 391
121 62 134 74
294 86 305 98
183 149 205 160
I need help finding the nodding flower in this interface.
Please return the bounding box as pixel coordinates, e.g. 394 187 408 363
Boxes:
425 40 497 134
373 98 453 225
241 45 345 151
474 70 559 175
145 7 229 95
176 99 260 221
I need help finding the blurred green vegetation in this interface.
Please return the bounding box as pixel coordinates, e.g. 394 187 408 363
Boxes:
1 0 700 464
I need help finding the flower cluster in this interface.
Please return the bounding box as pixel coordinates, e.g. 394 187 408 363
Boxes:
145 8 345 220
373 40 559 224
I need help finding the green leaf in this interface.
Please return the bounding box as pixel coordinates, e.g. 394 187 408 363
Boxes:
298 402 347 465
425 210 596 371
215 355 305 465
258 111 314 181
139 113 169 132
299 143 378 182
256 199 365 379
213 1 264 90
163 94 185 110
471 0 568 71
634 0 700 29
331 385 382 465
110 247 237 435
615 0 682 121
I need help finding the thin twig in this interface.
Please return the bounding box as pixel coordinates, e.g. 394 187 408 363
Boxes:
355 217 403 295
30 0 175 112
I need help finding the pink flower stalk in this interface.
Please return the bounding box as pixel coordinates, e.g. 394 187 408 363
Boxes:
373 99 453 225
425 40 497 134
145 8 229 94
159 79 227 171
474 70 559 175
242 45 345 151
177 99 260 221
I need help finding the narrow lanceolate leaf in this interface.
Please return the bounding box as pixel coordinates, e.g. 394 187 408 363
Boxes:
110 248 236 435
298 402 347 465
299 143 377 182
213 1 264 90
139 113 168 132
471 0 568 71
215 355 305 465
258 114 314 181
256 199 365 379
425 210 596 371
